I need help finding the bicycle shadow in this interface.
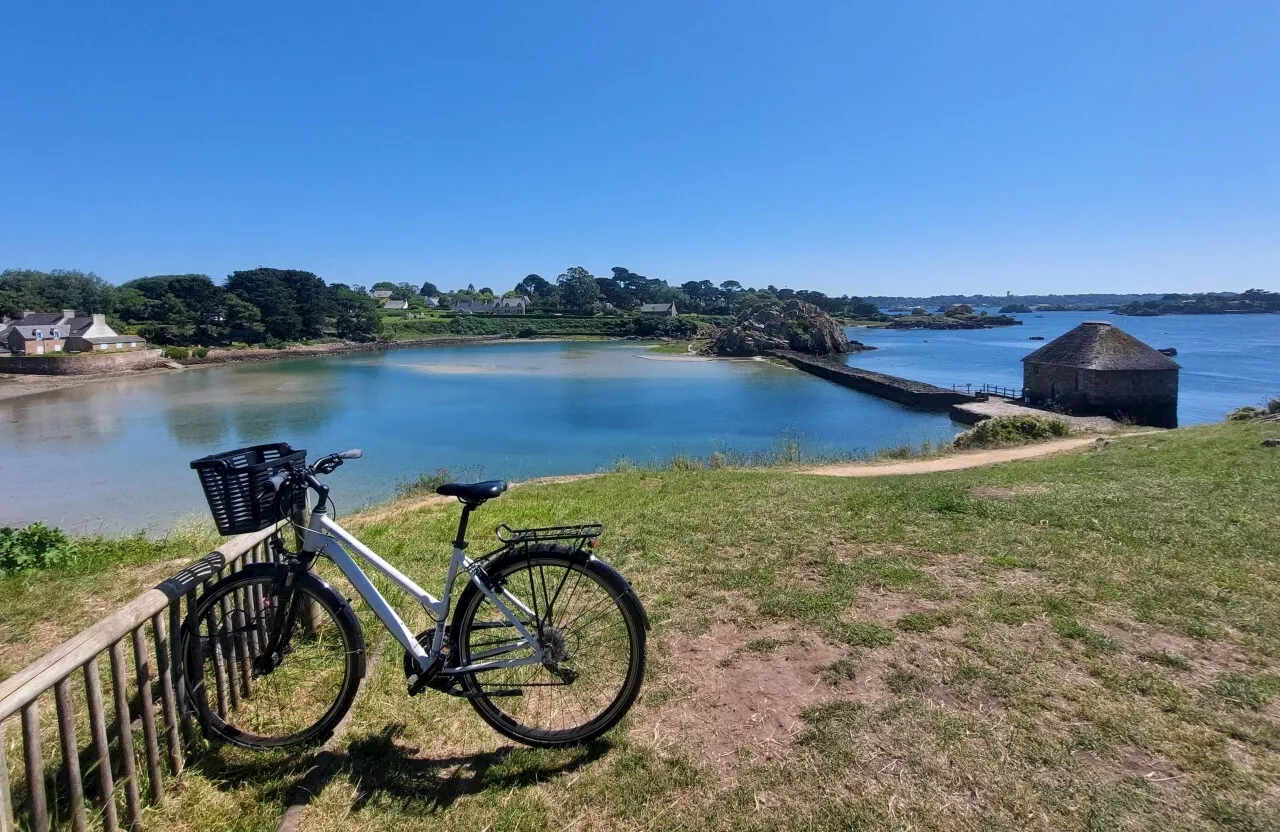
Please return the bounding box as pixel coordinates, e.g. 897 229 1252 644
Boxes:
332 723 613 813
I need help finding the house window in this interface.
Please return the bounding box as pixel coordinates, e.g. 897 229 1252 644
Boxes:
115 342 123 349
53 344 63 352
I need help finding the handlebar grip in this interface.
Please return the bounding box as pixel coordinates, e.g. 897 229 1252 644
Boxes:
263 472 289 497
339 449 363 460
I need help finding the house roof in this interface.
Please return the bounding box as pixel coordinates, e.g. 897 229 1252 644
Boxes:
371 290 394 298
1022 322 1180 371
640 303 675 312
79 334 145 343
382 299 409 309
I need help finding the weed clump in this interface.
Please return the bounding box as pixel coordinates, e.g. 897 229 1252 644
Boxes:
954 415 1071 450
0 523 79 574
394 468 455 499
1227 406 1259 421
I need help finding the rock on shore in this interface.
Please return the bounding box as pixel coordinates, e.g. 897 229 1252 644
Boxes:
704 300 874 357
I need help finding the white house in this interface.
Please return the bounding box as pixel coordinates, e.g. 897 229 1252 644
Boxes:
0 310 146 355
640 303 678 317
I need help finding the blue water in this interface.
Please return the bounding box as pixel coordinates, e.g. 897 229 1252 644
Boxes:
0 341 957 531
2 314 1275 532
846 311 1280 426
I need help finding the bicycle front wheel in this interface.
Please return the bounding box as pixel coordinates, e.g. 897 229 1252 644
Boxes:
451 544 647 748
183 564 365 748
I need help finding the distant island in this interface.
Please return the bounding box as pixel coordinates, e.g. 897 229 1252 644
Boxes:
885 305 1021 330
998 303 1109 313
1114 289 1279 316
866 292 1164 310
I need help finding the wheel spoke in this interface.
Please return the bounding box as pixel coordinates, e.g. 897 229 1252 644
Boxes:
190 575 355 747
459 556 641 742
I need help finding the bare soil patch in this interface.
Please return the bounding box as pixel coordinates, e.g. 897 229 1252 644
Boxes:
634 617 888 775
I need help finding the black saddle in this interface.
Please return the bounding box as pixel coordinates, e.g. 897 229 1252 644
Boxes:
435 480 508 504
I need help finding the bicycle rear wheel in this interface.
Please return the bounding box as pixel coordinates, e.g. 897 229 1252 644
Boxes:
183 564 365 748
451 544 647 748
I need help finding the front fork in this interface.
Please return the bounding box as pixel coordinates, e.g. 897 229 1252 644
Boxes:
255 540 314 675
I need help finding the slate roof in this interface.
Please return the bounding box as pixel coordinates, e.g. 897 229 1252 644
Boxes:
382 299 409 310
640 303 676 313
1022 322 1180 371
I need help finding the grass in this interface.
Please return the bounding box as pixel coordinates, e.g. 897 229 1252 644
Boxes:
2 421 1279 830
645 339 709 355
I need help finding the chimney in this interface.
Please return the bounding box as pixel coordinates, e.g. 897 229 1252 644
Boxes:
23 310 35 320
92 313 106 327
62 309 76 322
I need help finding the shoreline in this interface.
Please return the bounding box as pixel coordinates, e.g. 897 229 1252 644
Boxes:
0 335 642 403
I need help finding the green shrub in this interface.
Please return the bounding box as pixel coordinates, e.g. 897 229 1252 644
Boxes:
163 346 190 360
0 523 79 574
394 468 455 499
192 347 210 359
1267 398 1280 414
516 327 538 338
954 415 1071 450
1227 406 1259 421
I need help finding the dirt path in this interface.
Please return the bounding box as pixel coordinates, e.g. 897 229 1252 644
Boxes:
800 435 1110 477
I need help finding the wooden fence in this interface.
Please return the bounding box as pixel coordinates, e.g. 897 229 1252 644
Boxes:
0 523 285 831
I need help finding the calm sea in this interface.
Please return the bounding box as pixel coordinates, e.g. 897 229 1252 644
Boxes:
1 313 1275 532
846 310 1280 425
0 341 956 532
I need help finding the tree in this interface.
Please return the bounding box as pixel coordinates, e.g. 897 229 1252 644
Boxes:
0 269 117 315
720 280 742 292
371 281 397 292
329 284 381 340
419 281 438 297
226 269 304 340
517 274 553 300
557 266 601 313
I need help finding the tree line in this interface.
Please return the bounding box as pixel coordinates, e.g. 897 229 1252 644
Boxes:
1 264 884 346
373 265 881 318
0 268 381 345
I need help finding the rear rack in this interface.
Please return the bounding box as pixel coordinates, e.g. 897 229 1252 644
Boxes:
496 523 604 545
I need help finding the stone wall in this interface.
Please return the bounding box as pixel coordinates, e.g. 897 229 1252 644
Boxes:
0 349 167 375
771 351 976 411
1024 364 1178 427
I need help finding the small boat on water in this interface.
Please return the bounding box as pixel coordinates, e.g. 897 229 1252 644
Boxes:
1158 347 1177 356
1029 336 1045 341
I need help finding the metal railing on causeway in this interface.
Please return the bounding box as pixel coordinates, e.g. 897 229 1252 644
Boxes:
949 383 1025 400
0 522 285 832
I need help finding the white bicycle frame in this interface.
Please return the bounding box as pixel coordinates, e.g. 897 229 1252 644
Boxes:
298 506 549 675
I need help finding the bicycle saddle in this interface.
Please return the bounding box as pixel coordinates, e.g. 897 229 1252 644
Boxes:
436 480 508 504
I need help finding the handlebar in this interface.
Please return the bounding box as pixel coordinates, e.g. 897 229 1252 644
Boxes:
260 448 363 500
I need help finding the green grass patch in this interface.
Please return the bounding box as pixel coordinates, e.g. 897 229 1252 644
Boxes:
3 421 1279 830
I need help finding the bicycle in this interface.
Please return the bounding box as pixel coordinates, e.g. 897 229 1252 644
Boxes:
184 443 648 749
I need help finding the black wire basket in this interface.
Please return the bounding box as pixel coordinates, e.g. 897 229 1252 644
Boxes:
190 442 307 535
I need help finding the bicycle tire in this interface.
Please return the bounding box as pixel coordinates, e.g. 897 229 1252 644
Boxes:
183 563 366 748
451 543 647 748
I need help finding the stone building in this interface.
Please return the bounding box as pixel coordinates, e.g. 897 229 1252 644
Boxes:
0 310 146 356
1022 321 1179 427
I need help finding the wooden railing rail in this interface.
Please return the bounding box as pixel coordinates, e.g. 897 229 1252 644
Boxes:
0 522 285 831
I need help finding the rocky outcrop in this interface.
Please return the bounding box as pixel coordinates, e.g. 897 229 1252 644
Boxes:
704 300 873 357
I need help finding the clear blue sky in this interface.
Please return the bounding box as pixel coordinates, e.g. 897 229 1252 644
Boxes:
1 1 1276 296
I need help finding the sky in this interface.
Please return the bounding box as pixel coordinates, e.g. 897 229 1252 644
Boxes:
1 1 1277 297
